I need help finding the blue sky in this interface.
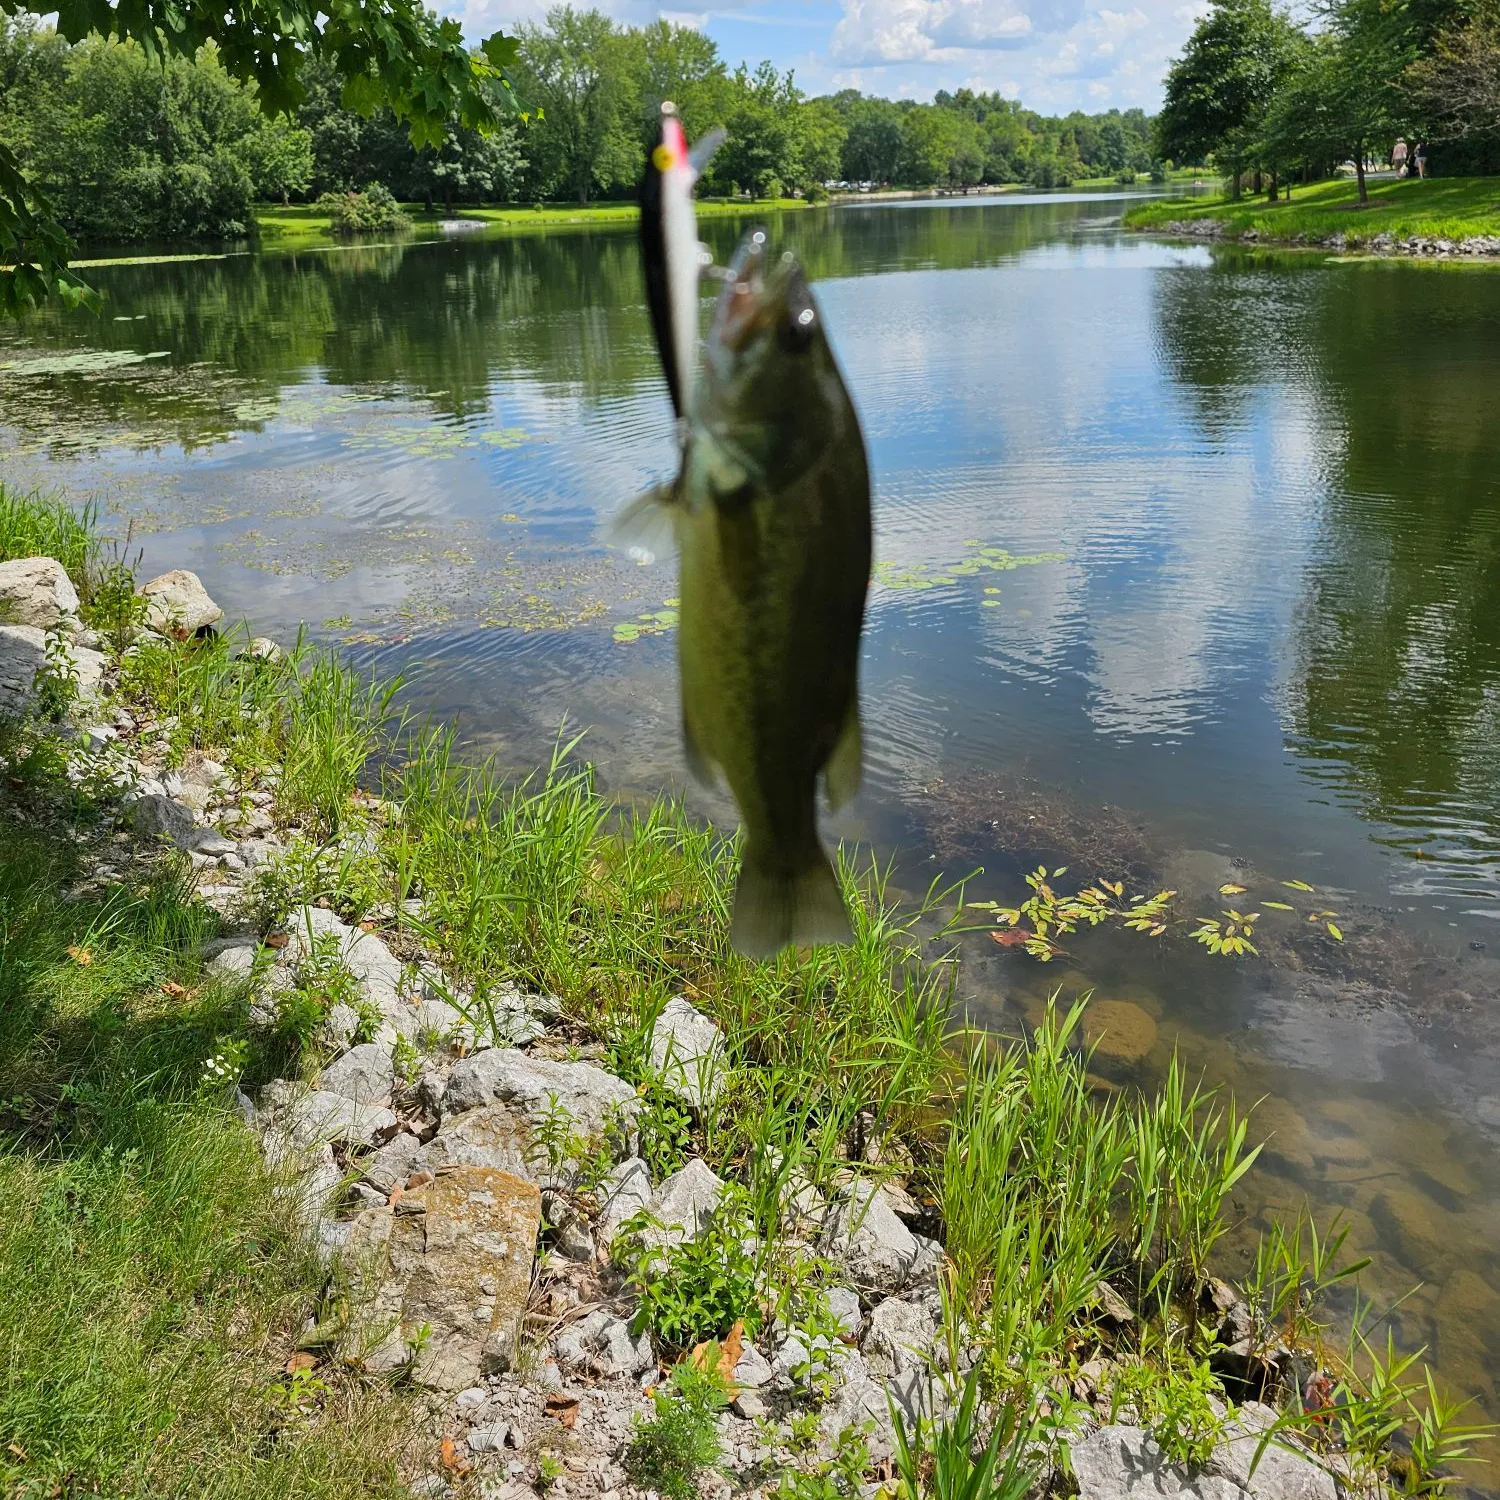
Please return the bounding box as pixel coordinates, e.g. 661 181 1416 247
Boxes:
461 0 1212 115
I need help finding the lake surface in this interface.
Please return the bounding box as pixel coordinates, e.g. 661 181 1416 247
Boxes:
4 191 1500 1470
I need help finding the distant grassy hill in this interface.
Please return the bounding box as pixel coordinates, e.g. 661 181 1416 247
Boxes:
1124 175 1500 245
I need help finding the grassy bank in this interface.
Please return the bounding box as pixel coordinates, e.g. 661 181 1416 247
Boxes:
1 481 1493 1497
1123 174 1500 246
255 196 811 246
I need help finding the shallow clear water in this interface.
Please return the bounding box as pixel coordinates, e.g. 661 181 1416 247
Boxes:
4 191 1500 1466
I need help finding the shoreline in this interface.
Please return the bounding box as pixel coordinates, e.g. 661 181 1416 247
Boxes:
1 488 1489 1499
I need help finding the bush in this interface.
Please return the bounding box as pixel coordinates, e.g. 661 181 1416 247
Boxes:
623 1357 730 1500
316 184 411 235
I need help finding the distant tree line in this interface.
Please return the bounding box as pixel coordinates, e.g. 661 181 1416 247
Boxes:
1156 0 1500 199
0 5 1162 245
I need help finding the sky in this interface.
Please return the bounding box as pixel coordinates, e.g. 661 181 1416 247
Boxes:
459 0 1213 116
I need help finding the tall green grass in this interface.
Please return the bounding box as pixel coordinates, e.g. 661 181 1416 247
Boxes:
0 829 421 1499
0 484 97 588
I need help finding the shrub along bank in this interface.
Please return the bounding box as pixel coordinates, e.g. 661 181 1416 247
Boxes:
0 481 1491 1499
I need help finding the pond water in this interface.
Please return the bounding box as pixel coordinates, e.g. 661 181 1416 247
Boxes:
5 190 1500 1473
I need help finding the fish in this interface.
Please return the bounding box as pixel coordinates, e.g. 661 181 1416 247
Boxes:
638 100 722 427
616 228 873 957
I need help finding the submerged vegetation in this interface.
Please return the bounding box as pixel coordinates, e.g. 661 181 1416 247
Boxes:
1 485 1494 1495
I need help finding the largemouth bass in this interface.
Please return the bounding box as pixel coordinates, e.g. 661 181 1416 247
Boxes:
620 228 873 957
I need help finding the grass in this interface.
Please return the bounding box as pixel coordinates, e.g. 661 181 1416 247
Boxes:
254 194 811 247
1123 173 1500 246
0 483 98 590
2 488 1493 1498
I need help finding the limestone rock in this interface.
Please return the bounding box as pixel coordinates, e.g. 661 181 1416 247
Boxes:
138 569 223 637
320 1042 395 1104
0 624 105 716
1069 1416 1337 1500
341 1165 541 1390
638 1158 725 1250
824 1178 917 1294
269 1086 397 1151
597 1156 653 1247
648 995 726 1107
863 1294 939 1378
826 1285 863 1340
733 1342 773 1390
240 636 283 663
0 556 79 629
363 1130 425 1195
131 793 200 849
411 1103 535 1181
816 1350 899 1463
554 1309 653 1377
441 1048 638 1149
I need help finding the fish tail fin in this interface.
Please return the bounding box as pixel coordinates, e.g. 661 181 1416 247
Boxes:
731 842 853 959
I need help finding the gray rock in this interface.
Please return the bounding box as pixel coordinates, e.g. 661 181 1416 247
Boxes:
639 1158 725 1250
131 793 200 848
816 1350 899 1462
410 1102 535 1181
240 636 283 663
362 1130 425 1195
555 1216 594 1261
192 830 239 857
597 1156 653 1247
554 1309 653 1377
863 1294 939 1378
732 1342 773 1390
320 1042 395 1104
824 1178 918 1294
826 1285 863 1339
85 723 117 752
138 569 222 636
648 995 726 1107
467 1423 509 1454
1069 1418 1336 1500
0 556 79 629
453 1386 488 1411
1207 1404 1338 1500
732 1390 767 1420
205 941 261 982
268 1086 397 1151
0 624 104 716
440 1048 638 1148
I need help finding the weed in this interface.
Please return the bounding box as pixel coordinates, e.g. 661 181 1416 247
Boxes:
0 484 96 583
33 625 80 721
1109 1346 1228 1467
772 1425 872 1497
272 927 362 1055
622 1185 762 1353
623 1356 730 1500
890 1367 1038 1500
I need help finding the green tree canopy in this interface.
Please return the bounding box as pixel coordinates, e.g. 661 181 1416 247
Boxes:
1156 0 1306 181
0 0 520 310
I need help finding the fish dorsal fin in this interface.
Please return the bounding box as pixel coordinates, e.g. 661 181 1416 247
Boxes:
689 126 726 180
605 483 678 564
823 698 863 810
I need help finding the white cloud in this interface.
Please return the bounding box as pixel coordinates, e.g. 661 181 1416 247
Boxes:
832 0 1077 64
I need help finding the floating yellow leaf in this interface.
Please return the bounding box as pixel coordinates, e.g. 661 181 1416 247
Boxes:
1263 900 1294 910
1326 921 1343 941
1218 883 1246 895
1282 879 1315 892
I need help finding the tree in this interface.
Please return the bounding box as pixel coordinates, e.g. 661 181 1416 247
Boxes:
1156 0 1306 188
714 62 803 198
795 97 847 189
244 114 315 204
0 0 520 311
1408 6 1500 138
831 90 904 183
514 8 637 205
628 20 728 149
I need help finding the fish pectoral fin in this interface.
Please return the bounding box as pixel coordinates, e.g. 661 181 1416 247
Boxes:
822 700 863 811
681 710 720 792
606 483 678 564
689 126 726 180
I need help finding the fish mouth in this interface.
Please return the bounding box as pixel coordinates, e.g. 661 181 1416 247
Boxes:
713 230 798 354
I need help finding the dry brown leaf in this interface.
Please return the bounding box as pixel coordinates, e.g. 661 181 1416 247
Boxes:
438 1436 469 1474
160 980 189 999
7 1442 27 1461
283 1351 317 1375
688 1321 744 1387
988 929 1030 948
65 945 92 966
262 931 289 950
545 1393 580 1429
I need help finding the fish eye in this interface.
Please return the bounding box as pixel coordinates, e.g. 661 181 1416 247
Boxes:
797 308 815 327
779 300 817 353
